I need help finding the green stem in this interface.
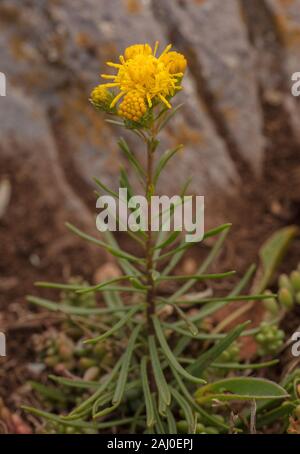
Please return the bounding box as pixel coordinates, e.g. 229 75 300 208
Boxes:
145 135 157 390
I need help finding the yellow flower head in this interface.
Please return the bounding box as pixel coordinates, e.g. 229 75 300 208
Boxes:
90 85 110 103
159 51 187 75
90 85 115 112
118 90 147 122
101 42 186 111
124 43 153 61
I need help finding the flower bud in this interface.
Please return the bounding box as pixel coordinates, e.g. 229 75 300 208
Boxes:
263 296 279 315
290 271 300 292
279 273 292 290
278 287 294 310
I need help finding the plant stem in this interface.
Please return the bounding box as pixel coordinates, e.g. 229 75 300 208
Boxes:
145 137 156 334
145 135 157 390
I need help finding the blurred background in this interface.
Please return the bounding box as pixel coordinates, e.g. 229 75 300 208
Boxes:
0 0 300 432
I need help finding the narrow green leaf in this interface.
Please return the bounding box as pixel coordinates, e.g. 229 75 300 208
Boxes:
49 375 99 389
254 226 299 292
93 403 119 420
112 325 141 405
66 222 142 264
172 305 199 336
188 322 250 376
210 359 279 370
158 103 184 132
105 119 125 127
23 406 136 429
27 296 133 316
158 223 232 263
154 231 181 251
148 335 171 407
165 407 177 434
153 145 183 185
93 176 119 198
84 304 142 344
170 387 195 433
152 399 166 434
158 271 236 282
256 402 296 428
152 316 206 384
120 166 134 200
118 138 146 180
29 381 67 402
104 230 145 273
173 265 256 329
69 358 122 416
141 357 155 428
164 293 276 306
171 367 229 431
166 226 231 300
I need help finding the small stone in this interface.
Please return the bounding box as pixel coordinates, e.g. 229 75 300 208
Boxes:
83 366 99 381
93 262 122 284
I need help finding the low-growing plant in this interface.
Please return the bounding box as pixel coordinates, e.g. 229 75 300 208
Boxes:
25 42 299 434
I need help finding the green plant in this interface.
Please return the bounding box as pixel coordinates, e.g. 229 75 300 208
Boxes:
24 42 294 434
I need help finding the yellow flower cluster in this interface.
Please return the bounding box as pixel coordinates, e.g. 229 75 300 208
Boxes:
90 85 113 111
91 85 110 103
118 90 147 122
91 42 187 122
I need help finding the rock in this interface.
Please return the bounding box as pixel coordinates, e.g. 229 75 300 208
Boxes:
0 0 298 225
0 0 237 207
153 0 266 174
0 84 109 279
241 0 300 142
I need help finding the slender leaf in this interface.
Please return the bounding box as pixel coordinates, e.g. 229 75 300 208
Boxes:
148 335 171 407
254 225 299 292
27 296 133 316
188 322 250 376
165 407 177 434
66 222 142 263
141 357 155 428
152 316 206 384
112 325 141 405
170 387 195 433
84 305 142 344
118 138 146 180
153 145 183 185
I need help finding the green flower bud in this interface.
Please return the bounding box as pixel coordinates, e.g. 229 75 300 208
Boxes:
294 405 300 419
296 292 300 305
278 287 294 310
79 357 97 370
263 297 279 315
177 421 188 433
290 271 300 292
255 323 285 356
279 273 292 290
195 423 206 433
